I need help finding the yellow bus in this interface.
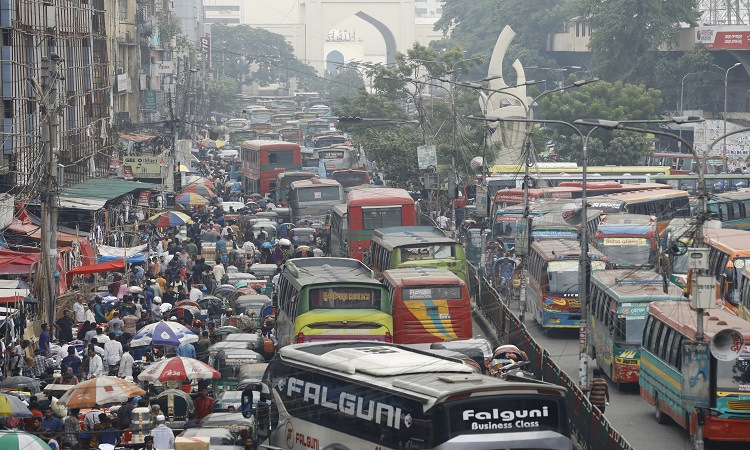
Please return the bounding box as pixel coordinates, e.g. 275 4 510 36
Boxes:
275 257 393 347
587 188 691 233
703 229 750 316
367 226 468 283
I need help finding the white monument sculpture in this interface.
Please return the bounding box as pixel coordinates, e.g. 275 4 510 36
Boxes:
480 26 530 165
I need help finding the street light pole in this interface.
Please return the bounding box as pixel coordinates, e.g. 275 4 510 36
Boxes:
680 72 700 151
724 63 742 172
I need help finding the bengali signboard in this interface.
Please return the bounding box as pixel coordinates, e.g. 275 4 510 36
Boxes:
696 26 750 50
143 90 158 113
417 145 437 170
122 156 163 178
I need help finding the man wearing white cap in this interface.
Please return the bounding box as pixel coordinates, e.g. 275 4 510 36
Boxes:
151 415 174 450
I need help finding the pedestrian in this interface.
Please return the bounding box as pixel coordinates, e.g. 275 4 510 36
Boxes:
42 408 62 433
104 333 123 375
11 339 29 376
587 368 610 413
151 415 174 450
119 346 134 378
55 310 75 343
193 387 214 420
73 295 85 324
39 323 51 355
177 341 196 358
61 346 82 377
62 408 80 450
437 211 449 230
87 345 103 379
32 349 48 378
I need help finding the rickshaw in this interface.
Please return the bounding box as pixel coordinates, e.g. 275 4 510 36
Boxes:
170 305 201 324
273 207 291 224
293 245 313 258
289 227 316 248
198 296 224 319
153 389 195 421
277 223 295 238
224 315 257 332
234 294 272 318
212 349 265 391
254 211 278 223
251 222 276 240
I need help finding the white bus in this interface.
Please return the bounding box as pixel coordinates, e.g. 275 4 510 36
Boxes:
249 341 573 449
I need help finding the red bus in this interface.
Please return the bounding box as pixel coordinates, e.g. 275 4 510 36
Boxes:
492 181 672 210
240 140 302 195
330 188 416 261
382 267 472 344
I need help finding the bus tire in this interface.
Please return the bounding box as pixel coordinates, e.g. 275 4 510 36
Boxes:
655 396 670 425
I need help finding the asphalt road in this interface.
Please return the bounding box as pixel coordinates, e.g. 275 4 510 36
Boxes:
481 298 748 450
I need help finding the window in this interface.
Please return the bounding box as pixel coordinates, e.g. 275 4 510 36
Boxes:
657 328 672 360
268 150 294 165
362 207 402 230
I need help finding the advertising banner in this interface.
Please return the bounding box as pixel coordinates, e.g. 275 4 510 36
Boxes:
123 156 164 177
696 26 750 49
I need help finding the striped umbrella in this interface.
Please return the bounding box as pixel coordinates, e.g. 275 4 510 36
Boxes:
58 376 146 408
175 192 209 206
0 432 51 450
182 184 216 197
138 356 220 382
0 393 31 417
131 321 199 347
148 211 193 228
185 176 216 189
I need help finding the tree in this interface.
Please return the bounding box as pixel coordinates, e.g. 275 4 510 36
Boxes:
207 77 239 114
654 47 724 115
539 80 663 165
209 25 321 90
579 0 700 85
322 67 366 101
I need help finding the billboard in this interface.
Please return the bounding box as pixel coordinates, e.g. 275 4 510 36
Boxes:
123 156 164 177
695 26 750 49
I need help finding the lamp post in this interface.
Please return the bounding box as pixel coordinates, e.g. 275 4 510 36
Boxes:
724 63 742 172
679 72 701 151
469 115 599 389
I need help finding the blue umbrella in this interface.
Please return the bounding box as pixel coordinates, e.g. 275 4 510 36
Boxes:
131 321 198 347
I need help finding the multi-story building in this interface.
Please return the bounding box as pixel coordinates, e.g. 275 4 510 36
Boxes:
0 0 112 191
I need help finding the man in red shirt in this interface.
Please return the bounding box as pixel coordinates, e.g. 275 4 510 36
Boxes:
193 387 214 420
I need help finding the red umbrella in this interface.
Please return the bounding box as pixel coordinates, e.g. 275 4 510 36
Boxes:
137 356 220 382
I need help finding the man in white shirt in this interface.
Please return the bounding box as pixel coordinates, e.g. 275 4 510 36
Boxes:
56 342 70 367
313 247 324 257
189 285 203 302
151 415 174 450
213 263 226 285
87 346 103 379
437 212 449 230
73 295 85 324
119 348 134 378
241 240 256 262
104 333 123 371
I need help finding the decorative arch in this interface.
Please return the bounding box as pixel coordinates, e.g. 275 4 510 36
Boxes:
353 11 397 65
326 50 345 76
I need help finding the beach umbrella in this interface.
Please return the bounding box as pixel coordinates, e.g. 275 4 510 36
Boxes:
201 138 218 149
0 393 31 417
177 164 197 173
182 184 216 197
0 431 52 450
131 321 199 347
174 300 200 309
175 192 209 206
58 376 145 408
138 356 220 383
148 211 193 228
0 376 41 394
215 140 226 149
185 176 215 189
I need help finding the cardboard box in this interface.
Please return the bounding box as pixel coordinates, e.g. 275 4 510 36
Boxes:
175 436 210 450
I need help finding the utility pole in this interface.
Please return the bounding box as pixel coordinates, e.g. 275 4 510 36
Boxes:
32 55 61 334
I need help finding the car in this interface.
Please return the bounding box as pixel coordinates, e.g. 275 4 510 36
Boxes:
220 201 246 212
199 412 255 434
178 428 242 450
213 390 243 412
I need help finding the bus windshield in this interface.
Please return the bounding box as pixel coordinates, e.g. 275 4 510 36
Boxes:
363 207 402 229
596 237 654 267
309 287 382 309
318 150 345 159
716 357 750 393
494 217 518 237
546 260 606 295
617 314 648 346
333 172 368 187
295 186 341 201
403 287 463 300
401 245 454 261
672 252 689 275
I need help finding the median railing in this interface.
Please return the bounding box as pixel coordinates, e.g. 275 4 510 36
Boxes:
469 263 634 450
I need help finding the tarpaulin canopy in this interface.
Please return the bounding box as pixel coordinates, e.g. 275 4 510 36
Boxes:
97 244 148 258
0 250 40 275
68 259 125 276
98 253 147 264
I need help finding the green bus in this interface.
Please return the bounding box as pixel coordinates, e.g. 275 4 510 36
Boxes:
640 302 750 441
588 270 685 388
706 190 750 230
368 226 468 283
275 257 393 348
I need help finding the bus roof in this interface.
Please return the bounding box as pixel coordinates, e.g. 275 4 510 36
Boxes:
703 229 750 254
591 270 685 301
278 341 565 406
241 140 300 150
588 188 688 204
372 227 455 251
283 257 380 288
332 203 347 216
599 213 655 225
289 177 342 189
710 189 750 202
347 187 415 206
382 267 466 287
531 239 608 261
596 223 655 236
649 301 750 340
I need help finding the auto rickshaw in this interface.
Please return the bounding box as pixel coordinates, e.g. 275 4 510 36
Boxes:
289 227 316 248
293 245 314 258
212 348 265 391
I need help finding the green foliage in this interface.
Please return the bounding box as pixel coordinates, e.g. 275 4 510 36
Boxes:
579 0 700 84
158 16 182 49
323 69 366 101
209 25 320 90
433 0 571 79
540 80 662 164
654 48 724 115
207 77 239 114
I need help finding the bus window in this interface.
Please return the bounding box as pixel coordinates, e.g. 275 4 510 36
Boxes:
363 207 402 229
